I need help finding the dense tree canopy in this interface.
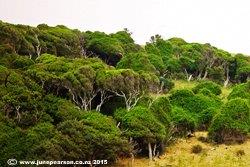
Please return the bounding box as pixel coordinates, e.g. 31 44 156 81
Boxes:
0 21 249 165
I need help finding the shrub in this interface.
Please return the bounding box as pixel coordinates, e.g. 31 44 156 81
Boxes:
208 98 250 144
191 145 203 154
197 88 214 96
198 136 209 143
159 77 175 92
170 107 198 136
170 89 222 114
169 89 195 108
12 56 34 69
228 81 250 103
56 112 129 163
150 96 172 126
0 122 28 166
137 95 154 108
198 107 219 130
236 149 245 157
192 81 222 95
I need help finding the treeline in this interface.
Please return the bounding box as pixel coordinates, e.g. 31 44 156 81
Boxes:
0 21 250 165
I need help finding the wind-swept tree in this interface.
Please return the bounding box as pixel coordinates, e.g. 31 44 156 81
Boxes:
96 69 159 111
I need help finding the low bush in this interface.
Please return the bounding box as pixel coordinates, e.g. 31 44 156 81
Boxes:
191 144 203 154
198 107 219 130
192 81 222 95
197 136 209 143
159 77 175 92
236 149 245 157
170 89 222 130
228 81 250 103
170 89 222 114
170 107 198 136
150 96 172 126
208 98 250 144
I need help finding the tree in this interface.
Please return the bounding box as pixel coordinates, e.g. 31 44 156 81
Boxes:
214 49 233 87
96 69 159 111
85 31 124 66
117 52 158 74
27 54 109 111
145 35 173 64
0 22 24 54
0 67 44 126
56 112 129 163
234 54 250 83
0 121 28 166
114 106 166 160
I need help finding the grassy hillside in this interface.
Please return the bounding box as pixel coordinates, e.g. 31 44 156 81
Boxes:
115 132 250 167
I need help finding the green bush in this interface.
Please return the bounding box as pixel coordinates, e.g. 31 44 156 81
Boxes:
137 95 154 108
12 56 34 69
170 107 198 136
169 89 195 107
198 107 219 130
150 96 172 126
0 122 28 166
170 89 222 114
208 98 250 144
192 81 222 95
159 77 175 92
228 81 250 103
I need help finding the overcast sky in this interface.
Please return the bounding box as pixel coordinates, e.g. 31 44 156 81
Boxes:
0 0 250 54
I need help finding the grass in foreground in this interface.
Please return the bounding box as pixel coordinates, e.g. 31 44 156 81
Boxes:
115 132 250 167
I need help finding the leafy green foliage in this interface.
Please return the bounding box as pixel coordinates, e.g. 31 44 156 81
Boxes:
170 107 198 136
117 52 157 74
0 21 250 163
228 81 250 103
192 81 222 95
150 96 171 126
114 106 166 142
86 32 124 66
0 122 28 166
169 89 222 130
55 112 129 162
208 98 250 143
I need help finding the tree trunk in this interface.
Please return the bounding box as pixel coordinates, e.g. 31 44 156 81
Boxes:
197 71 202 80
202 70 208 79
188 74 193 82
130 153 134 167
153 143 157 157
224 67 230 87
148 142 153 161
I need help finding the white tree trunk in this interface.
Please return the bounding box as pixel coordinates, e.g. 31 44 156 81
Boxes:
224 66 230 87
202 70 208 79
148 142 153 161
153 143 157 157
112 90 142 111
188 74 193 82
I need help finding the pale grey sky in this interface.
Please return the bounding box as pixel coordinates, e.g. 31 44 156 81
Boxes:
0 0 250 54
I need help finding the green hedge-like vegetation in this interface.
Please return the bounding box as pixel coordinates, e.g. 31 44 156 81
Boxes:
0 21 249 164
208 98 250 144
192 81 222 95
